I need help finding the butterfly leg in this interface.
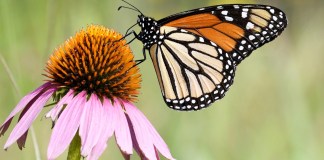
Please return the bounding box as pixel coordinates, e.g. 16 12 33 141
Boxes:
125 31 147 65
114 30 146 66
114 30 135 43
124 22 137 36
135 47 146 65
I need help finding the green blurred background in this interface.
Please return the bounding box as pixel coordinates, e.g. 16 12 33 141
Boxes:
1 0 324 159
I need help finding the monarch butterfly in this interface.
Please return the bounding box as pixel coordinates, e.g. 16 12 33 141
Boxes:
120 0 287 111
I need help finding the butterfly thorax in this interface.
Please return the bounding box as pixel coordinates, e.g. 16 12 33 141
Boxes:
137 15 162 49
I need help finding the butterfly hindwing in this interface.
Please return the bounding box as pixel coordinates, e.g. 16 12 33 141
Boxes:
149 26 235 110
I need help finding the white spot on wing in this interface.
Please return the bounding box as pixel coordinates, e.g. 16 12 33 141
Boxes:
180 29 188 33
217 48 223 54
225 16 233 21
269 24 274 29
246 22 254 29
199 37 204 42
242 12 248 18
217 6 223 9
221 10 228 15
249 35 255 40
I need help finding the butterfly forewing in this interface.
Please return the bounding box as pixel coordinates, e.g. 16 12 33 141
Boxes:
150 26 235 110
160 4 287 65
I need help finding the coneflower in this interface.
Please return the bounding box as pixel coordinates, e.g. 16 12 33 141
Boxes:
0 25 174 160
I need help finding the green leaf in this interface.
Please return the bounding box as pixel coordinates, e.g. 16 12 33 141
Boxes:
67 133 82 160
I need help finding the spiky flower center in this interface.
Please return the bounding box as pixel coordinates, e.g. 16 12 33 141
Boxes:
45 25 141 102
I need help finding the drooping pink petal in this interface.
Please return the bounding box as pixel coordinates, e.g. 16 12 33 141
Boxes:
17 130 28 150
136 110 174 160
149 127 174 160
114 100 133 156
45 89 75 121
80 94 105 157
0 123 11 138
154 147 161 160
87 143 107 160
124 101 175 160
0 82 53 136
126 115 145 160
87 98 117 160
47 91 86 160
121 152 131 160
4 87 56 149
123 101 156 160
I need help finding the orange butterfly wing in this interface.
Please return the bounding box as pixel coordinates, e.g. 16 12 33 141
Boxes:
164 13 245 53
160 5 287 65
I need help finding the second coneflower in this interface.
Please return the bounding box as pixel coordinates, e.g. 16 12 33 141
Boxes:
0 25 174 160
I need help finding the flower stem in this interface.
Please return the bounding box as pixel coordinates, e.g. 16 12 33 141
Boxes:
1 54 41 160
30 126 41 160
0 54 21 96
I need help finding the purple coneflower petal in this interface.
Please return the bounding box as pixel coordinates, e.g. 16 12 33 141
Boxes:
16 129 28 149
4 87 56 149
137 110 174 160
80 94 105 157
87 98 117 159
154 147 161 160
123 102 156 160
114 100 133 156
47 91 86 160
101 98 117 141
124 101 175 160
127 116 145 159
0 82 52 136
45 89 74 121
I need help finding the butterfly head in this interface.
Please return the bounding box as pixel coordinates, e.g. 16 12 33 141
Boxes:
137 15 160 48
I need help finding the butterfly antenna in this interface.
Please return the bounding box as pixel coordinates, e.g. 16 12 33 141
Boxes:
119 0 143 15
118 6 139 13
